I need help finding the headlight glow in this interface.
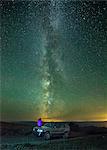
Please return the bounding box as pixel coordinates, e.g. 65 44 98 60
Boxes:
37 129 43 132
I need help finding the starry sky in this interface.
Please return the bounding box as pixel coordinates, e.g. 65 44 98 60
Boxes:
1 0 107 122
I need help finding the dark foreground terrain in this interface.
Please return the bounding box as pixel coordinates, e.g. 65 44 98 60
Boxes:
1 135 107 150
0 121 107 150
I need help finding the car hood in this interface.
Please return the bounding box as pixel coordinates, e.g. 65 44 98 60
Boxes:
34 126 50 130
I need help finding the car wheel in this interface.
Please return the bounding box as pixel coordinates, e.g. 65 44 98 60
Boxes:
63 132 69 139
44 132 51 140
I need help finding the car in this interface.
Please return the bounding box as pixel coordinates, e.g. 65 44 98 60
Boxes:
33 122 70 140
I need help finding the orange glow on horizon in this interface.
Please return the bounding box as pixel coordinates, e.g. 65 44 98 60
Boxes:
41 118 63 122
35 118 107 122
35 113 107 122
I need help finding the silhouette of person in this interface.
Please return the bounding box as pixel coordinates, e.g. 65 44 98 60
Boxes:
37 118 43 127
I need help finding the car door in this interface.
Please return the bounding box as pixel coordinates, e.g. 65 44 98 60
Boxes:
57 123 65 135
50 123 58 135
53 123 63 135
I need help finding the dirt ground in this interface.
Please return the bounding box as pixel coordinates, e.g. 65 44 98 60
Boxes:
0 134 107 150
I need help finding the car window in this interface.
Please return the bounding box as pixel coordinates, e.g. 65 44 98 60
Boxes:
55 123 62 128
60 124 65 128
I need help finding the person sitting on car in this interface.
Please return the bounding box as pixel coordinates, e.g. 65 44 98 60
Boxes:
37 118 43 127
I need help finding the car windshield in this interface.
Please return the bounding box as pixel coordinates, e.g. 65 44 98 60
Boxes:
44 123 52 127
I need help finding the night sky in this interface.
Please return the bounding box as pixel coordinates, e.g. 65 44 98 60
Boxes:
1 0 107 122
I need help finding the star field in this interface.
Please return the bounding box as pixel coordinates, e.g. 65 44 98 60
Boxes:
1 0 107 121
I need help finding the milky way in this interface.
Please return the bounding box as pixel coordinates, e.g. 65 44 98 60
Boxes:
1 0 107 121
39 0 65 119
